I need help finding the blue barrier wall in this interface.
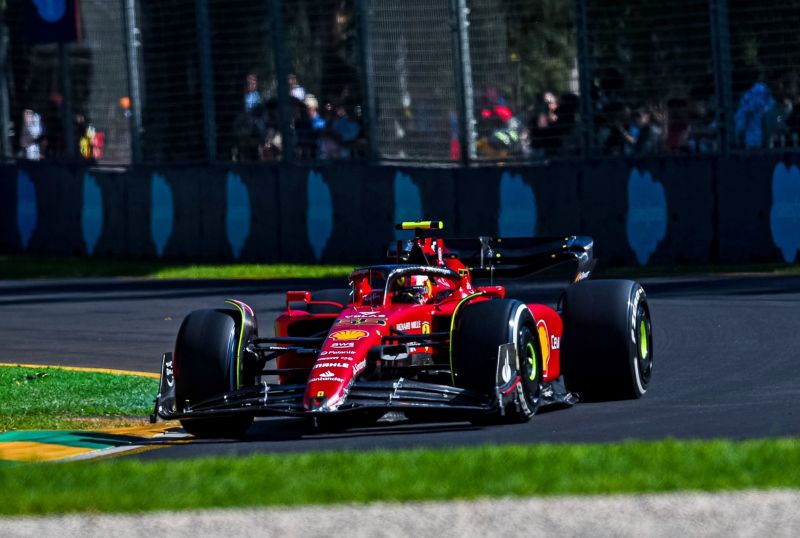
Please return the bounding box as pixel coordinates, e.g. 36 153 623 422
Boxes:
1 156 798 265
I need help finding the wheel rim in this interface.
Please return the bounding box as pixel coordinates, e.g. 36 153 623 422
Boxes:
520 327 541 409
639 319 648 360
636 306 653 386
526 342 537 381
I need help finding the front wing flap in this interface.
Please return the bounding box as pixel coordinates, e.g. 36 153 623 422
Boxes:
153 352 497 421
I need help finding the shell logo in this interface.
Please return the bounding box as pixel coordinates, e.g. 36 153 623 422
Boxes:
537 320 550 374
329 329 369 341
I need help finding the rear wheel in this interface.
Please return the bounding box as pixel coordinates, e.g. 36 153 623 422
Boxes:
560 280 653 400
452 299 541 423
174 308 255 438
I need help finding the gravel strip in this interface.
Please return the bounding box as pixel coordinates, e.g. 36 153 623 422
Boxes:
2 490 798 538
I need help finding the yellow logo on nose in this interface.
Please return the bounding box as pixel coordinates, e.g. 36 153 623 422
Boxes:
330 329 369 341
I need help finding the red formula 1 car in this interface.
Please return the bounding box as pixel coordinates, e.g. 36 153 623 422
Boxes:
153 221 653 438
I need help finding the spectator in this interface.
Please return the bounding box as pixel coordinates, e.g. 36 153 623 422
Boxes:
476 86 525 159
762 92 792 148
303 94 326 159
535 92 558 129
288 73 306 101
528 92 560 157
19 109 44 160
244 73 261 112
550 92 581 157
318 101 340 159
258 98 282 161
665 98 690 153
293 97 315 159
631 105 663 155
735 82 775 149
330 102 361 158
304 94 326 131
687 92 717 153
600 101 632 156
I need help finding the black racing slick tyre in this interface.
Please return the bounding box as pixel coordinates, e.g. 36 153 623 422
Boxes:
560 280 653 400
174 308 254 438
452 299 542 423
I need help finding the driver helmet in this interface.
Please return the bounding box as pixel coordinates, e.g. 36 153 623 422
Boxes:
394 275 433 304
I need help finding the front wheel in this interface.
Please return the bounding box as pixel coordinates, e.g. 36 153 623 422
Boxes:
174 308 255 438
452 299 542 423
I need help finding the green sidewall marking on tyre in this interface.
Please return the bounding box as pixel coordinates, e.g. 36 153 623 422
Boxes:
224 300 246 390
526 342 537 381
639 319 648 360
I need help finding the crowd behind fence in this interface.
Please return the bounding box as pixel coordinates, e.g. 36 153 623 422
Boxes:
4 0 800 167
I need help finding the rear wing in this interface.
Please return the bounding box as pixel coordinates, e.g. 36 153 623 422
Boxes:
445 235 595 281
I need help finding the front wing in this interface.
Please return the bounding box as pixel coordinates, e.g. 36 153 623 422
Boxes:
151 352 576 423
152 353 498 421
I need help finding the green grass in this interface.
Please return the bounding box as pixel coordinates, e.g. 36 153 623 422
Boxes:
0 255 353 280
0 366 157 431
1 366 797 515
1 254 798 281
0 438 797 515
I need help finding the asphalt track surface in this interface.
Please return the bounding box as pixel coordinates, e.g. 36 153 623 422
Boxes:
1 273 798 460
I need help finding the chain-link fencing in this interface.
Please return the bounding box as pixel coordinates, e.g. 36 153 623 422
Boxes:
3 0 800 165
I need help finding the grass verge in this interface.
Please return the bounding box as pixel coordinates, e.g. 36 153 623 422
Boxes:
0 255 353 280
0 438 798 515
1 254 798 280
0 366 157 431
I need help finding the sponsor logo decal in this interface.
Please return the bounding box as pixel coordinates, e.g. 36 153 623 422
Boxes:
319 370 335 378
500 346 512 383
164 358 174 388
537 320 550 374
354 359 366 374
331 342 354 349
336 317 387 326
396 320 422 331
551 335 560 350
319 350 356 358
314 362 351 369
316 391 325 398
353 311 385 318
630 287 644 344
309 376 344 383
329 329 369 341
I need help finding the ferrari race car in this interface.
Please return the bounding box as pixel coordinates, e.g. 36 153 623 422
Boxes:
152 221 653 438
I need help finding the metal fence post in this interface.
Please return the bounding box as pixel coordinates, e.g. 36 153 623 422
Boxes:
574 0 593 158
268 0 296 164
58 43 76 159
709 0 733 155
356 0 378 163
0 12 11 160
450 0 476 164
196 0 217 162
123 0 143 164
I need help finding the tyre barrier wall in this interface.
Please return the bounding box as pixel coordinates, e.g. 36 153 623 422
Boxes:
0 155 799 266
